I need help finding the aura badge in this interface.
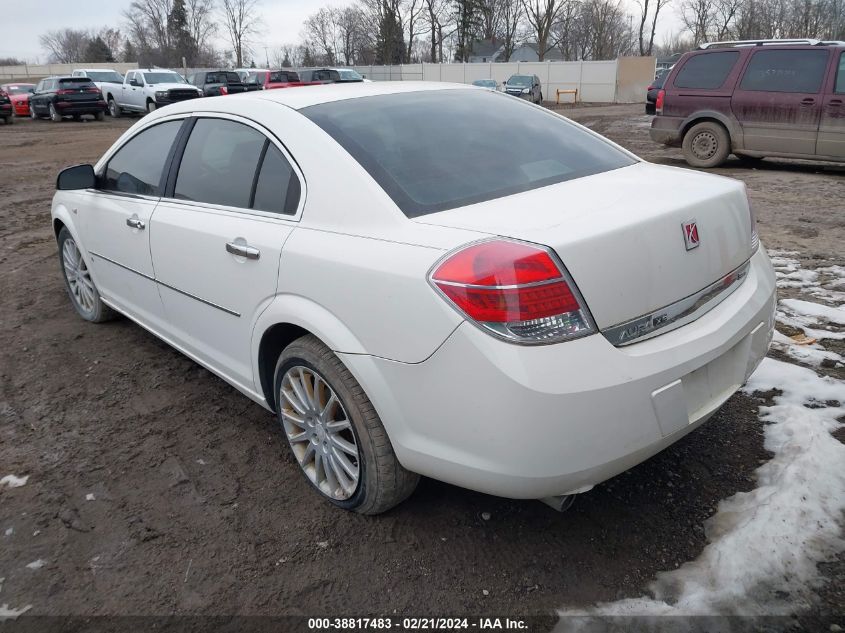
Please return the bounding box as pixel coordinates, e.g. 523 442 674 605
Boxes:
682 219 700 251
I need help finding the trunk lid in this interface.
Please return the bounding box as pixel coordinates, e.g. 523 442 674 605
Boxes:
415 162 753 332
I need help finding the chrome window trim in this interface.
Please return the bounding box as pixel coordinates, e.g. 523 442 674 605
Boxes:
601 259 752 347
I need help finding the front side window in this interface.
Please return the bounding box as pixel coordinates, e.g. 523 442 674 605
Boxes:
739 49 829 93
102 120 183 196
175 119 266 208
674 51 740 89
143 72 185 84
303 89 635 218
835 53 845 94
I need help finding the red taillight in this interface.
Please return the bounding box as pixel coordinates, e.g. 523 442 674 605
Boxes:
655 89 665 114
85 88 100 94
430 239 594 344
56 89 75 95
220 86 229 95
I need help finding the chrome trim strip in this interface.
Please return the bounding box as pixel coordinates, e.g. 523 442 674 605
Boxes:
602 259 751 347
89 250 154 281
89 250 241 317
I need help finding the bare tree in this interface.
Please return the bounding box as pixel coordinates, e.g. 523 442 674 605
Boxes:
304 7 340 65
499 0 524 60
521 0 563 60
39 28 91 63
424 0 449 62
220 0 261 67
679 0 715 44
186 0 217 55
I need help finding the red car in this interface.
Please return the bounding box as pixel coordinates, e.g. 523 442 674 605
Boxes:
245 69 320 90
1 83 36 116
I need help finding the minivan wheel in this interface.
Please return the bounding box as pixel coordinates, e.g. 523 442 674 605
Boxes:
49 103 62 122
57 227 117 323
682 121 730 168
273 335 418 514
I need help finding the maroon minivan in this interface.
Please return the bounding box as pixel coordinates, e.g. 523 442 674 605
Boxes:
650 39 845 167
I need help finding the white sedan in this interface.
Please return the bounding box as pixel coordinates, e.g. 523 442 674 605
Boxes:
51 82 776 514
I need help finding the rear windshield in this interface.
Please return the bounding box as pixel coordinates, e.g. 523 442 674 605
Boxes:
85 71 123 83
206 72 242 84
303 90 635 218
673 51 739 89
269 70 299 82
58 78 95 87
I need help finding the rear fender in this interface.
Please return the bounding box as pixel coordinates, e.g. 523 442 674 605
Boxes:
682 110 743 149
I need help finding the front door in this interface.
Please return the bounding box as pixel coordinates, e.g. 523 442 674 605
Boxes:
150 116 302 391
82 118 184 328
818 51 845 158
731 48 830 155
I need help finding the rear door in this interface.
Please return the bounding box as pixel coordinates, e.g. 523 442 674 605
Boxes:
82 118 185 327
817 50 845 158
731 48 830 155
150 115 302 390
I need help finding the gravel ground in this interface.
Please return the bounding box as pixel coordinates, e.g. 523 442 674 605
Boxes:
0 106 842 628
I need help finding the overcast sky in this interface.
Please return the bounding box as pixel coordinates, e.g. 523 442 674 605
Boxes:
5 0 682 64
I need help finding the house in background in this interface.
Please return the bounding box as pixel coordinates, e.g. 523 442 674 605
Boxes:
509 43 564 62
656 52 683 72
467 39 505 63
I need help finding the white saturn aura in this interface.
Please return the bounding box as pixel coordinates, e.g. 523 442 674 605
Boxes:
51 82 776 514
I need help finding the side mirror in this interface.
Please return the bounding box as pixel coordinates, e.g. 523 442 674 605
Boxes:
57 164 96 190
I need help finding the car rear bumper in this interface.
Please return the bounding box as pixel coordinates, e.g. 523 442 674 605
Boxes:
650 115 684 145
342 247 776 499
56 101 107 114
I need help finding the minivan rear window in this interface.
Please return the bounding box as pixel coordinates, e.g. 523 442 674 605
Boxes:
673 51 740 90
303 90 635 218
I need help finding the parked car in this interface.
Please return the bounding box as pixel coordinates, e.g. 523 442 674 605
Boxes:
471 78 500 91
50 82 775 515
1 83 35 117
71 69 125 96
188 70 248 97
29 76 106 122
645 69 669 115
0 87 13 124
298 68 366 83
245 69 320 90
651 39 845 167
106 69 202 117
503 74 542 103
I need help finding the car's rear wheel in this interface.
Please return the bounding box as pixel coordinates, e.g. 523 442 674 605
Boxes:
273 335 418 514
49 103 62 122
57 227 117 323
682 121 730 168
4 112 13 125
108 98 120 118
95 110 105 121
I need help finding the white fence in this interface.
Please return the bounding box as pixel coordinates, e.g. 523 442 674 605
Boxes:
0 62 139 81
350 60 630 102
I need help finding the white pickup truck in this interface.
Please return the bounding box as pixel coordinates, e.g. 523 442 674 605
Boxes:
71 69 125 96
95 68 202 117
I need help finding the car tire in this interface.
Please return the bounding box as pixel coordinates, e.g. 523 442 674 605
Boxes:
49 103 62 122
146 100 156 114
273 334 419 515
682 121 730 168
108 98 120 118
95 110 105 121
57 227 117 323
4 112 13 125
30 106 38 120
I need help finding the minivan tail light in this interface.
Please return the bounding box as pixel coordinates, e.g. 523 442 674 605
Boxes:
655 89 665 114
429 239 595 344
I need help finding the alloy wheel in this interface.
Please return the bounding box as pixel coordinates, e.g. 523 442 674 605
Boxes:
62 238 96 315
279 365 360 500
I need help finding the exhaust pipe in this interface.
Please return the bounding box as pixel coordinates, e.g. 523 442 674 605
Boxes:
539 494 576 512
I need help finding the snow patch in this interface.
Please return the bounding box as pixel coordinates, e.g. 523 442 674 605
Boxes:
85 493 95 501
781 298 845 325
0 604 32 620
25 559 46 570
558 357 845 619
0 475 28 489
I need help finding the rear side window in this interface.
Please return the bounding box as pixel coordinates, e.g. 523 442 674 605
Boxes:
252 144 300 214
270 71 298 82
103 121 183 196
834 53 845 94
175 119 265 208
674 51 740 89
739 49 829 93
303 90 635 218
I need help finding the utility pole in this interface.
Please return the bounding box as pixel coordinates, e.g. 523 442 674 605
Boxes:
264 46 270 68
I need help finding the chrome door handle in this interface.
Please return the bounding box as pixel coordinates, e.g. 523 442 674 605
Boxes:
226 241 260 260
126 217 145 230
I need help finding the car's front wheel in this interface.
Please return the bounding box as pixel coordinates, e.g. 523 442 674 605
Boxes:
273 335 418 514
57 227 116 323
146 100 156 114
682 121 730 168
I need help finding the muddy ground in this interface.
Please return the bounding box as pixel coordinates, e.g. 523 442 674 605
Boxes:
0 105 842 628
